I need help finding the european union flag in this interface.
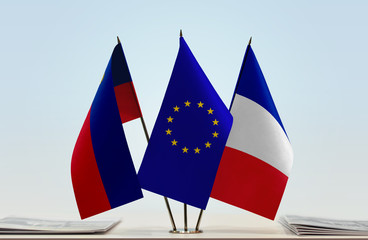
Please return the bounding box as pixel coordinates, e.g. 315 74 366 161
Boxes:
138 36 233 209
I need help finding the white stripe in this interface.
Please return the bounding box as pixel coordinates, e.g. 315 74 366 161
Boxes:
226 94 293 176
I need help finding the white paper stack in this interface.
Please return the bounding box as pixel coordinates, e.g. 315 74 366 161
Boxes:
280 215 368 236
0 216 120 234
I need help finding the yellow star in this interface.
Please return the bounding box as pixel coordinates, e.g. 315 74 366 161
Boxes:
182 147 188 153
171 139 178 146
197 101 204 108
194 147 201 154
212 131 219 138
166 129 172 135
184 100 191 107
167 116 173 123
173 106 180 112
205 142 211 148
207 108 214 114
213 119 219 125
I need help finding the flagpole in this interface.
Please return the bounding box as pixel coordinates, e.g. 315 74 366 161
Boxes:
179 29 190 233
195 209 203 231
229 36 252 110
184 204 188 231
179 29 204 234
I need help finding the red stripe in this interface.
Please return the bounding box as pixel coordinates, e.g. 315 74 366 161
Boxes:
114 82 142 123
211 147 288 220
71 109 111 219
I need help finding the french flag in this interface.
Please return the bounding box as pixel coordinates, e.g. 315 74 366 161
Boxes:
71 42 143 219
211 43 293 220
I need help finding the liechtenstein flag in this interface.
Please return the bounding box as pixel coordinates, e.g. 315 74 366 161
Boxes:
71 41 143 219
211 43 293 220
138 35 233 210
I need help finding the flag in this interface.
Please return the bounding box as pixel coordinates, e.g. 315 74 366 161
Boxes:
211 44 293 220
138 36 233 210
71 42 143 219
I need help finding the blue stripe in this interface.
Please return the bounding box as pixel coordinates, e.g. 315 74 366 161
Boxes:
235 45 288 137
90 59 143 208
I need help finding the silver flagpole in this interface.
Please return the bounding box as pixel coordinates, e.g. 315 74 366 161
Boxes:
195 209 203 231
184 204 188 232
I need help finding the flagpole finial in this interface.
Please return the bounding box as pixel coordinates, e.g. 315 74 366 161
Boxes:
117 36 121 44
180 29 183 38
248 37 252 46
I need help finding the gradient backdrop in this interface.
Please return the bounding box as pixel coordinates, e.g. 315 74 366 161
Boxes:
0 0 367 223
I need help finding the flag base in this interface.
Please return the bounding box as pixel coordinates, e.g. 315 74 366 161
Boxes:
169 229 203 234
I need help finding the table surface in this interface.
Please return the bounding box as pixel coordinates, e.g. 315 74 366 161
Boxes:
0 213 367 240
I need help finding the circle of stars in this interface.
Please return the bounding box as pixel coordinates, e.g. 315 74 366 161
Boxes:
165 100 220 156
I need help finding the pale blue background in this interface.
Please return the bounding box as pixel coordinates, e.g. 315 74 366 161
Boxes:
0 0 368 222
